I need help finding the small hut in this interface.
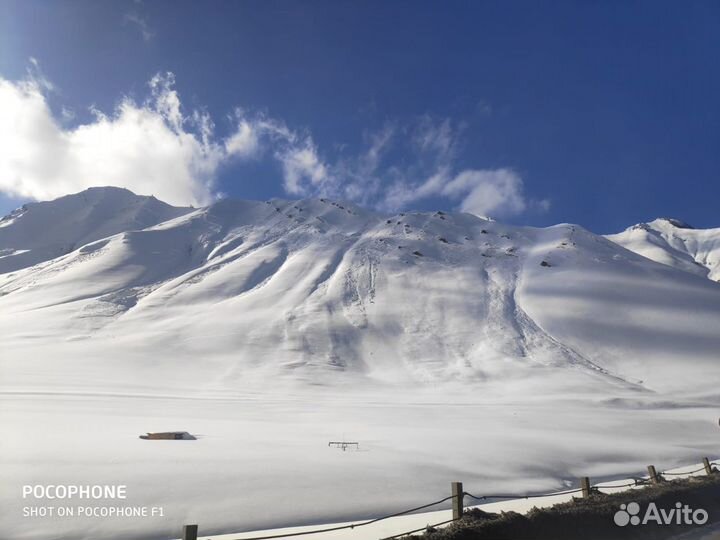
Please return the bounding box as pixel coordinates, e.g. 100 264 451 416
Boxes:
139 431 196 440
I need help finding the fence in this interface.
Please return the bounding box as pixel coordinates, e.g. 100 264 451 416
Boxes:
180 457 719 540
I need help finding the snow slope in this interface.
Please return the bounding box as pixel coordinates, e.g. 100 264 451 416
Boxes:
607 218 720 282
0 186 193 274
2 189 719 392
2 189 720 540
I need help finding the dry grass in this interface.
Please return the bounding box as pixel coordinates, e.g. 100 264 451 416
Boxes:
417 474 720 540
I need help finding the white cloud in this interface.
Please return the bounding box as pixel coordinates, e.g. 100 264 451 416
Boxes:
0 69 262 207
0 65 546 218
278 144 328 195
224 113 333 196
224 119 260 159
383 165 532 219
443 169 527 217
382 168 450 210
235 114 539 219
148 72 182 130
0 66 334 207
372 118 537 218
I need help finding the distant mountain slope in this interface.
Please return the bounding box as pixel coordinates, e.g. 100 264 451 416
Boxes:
0 187 193 274
1 189 720 395
606 218 720 281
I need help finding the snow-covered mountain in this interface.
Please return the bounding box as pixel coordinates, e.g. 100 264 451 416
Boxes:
0 186 193 274
2 187 720 394
4 188 720 540
606 218 720 282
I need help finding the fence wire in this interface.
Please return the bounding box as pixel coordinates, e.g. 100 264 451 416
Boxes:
660 465 709 476
229 495 456 540
224 459 719 540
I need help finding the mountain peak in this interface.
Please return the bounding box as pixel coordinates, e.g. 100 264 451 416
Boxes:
0 187 194 274
607 218 720 282
52 186 180 206
654 217 695 229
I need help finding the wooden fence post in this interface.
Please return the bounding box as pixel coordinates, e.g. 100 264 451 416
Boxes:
647 465 660 484
183 524 198 540
580 476 591 498
703 457 714 475
451 481 464 520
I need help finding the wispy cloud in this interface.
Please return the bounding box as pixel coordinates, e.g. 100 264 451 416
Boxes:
123 11 154 42
326 116 543 219
0 65 546 217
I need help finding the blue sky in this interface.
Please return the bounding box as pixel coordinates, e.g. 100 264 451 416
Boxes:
1 1 719 232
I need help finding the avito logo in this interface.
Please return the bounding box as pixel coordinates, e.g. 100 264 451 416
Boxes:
614 502 708 527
